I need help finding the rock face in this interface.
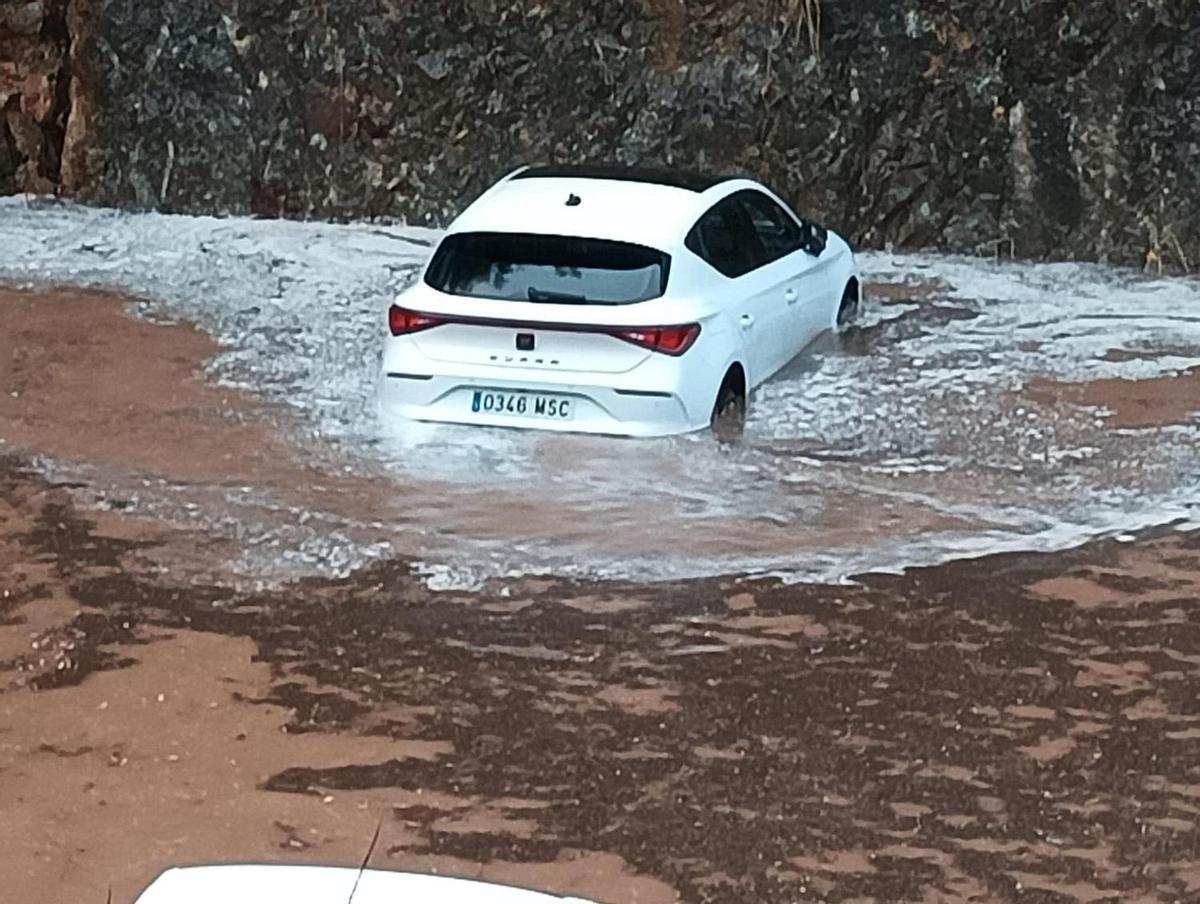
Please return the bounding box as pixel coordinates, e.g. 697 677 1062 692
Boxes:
0 0 70 196
58 0 256 210
3 0 1198 270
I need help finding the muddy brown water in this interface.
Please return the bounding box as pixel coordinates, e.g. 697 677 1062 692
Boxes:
6 281 1200 593
3 287 1200 903
1025 369 1200 430
5 455 1200 903
0 284 1003 588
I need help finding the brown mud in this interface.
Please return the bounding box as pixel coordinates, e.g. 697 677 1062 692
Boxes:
4 453 1200 903
3 288 1200 903
1026 369 1200 430
0 286 414 525
0 286 303 485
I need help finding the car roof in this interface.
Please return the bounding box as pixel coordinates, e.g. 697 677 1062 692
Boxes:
134 865 598 904
446 167 762 252
512 164 739 193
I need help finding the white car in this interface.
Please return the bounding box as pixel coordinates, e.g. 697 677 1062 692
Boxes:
134 865 598 904
380 165 860 437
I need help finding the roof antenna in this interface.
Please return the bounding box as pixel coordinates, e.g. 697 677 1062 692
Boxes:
105 887 112 904
346 818 383 904
565 193 582 207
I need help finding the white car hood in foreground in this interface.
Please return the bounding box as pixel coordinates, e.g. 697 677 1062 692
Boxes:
135 865 599 904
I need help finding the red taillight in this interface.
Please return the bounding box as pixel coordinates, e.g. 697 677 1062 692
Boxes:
610 323 701 356
387 307 699 354
388 304 445 336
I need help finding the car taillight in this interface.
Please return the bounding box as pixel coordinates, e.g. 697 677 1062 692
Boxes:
611 323 701 356
388 304 445 336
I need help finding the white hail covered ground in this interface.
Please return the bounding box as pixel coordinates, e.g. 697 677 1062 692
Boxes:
380 166 860 437
3 197 1200 588
133 865 597 904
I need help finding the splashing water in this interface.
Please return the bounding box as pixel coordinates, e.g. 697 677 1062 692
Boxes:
3 197 1199 588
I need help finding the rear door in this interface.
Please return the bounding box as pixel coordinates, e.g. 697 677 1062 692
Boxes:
685 197 790 383
737 190 834 361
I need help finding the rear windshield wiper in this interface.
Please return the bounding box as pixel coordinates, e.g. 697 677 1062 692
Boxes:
527 287 589 304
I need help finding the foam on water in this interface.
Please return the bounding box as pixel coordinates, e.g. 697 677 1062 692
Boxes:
3 196 1200 587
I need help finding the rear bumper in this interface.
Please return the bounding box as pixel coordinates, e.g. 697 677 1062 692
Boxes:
378 349 709 438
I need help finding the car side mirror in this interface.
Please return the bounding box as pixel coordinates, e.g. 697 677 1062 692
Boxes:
799 221 827 257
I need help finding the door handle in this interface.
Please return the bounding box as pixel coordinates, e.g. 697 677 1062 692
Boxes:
739 314 755 330
785 288 798 305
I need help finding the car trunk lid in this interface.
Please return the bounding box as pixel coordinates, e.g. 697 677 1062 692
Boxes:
410 318 654 374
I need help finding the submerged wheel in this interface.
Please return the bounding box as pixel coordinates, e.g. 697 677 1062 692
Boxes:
711 368 746 442
837 279 860 327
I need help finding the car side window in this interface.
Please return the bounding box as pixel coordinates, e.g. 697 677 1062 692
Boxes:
685 197 761 279
737 190 804 264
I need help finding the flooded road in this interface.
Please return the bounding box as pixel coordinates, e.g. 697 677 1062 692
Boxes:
5 199 1200 903
2 197 1199 589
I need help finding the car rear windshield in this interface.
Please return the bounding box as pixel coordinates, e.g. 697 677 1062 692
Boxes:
424 232 671 305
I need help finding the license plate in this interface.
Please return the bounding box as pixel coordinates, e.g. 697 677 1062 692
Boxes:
471 389 574 420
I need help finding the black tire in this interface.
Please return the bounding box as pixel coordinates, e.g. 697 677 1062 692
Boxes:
836 281 860 327
711 376 746 441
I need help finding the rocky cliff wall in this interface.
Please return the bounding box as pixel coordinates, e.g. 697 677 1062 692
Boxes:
2 0 1198 270
1 0 69 196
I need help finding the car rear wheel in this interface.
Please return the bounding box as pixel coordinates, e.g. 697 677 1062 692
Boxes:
711 369 746 441
837 279 860 327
